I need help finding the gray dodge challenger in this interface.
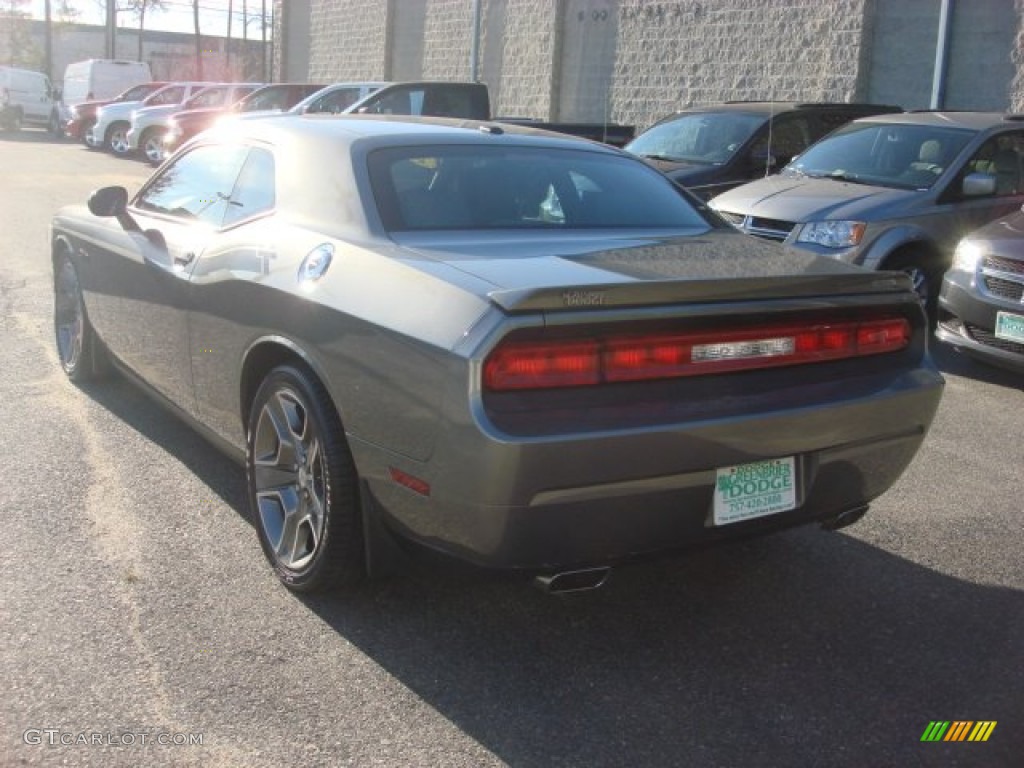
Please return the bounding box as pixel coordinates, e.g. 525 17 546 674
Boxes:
51 114 944 593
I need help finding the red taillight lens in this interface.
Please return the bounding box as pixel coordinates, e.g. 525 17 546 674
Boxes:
483 340 600 390
484 317 911 391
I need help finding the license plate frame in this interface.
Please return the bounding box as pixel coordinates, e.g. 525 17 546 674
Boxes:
713 457 797 526
995 311 1024 343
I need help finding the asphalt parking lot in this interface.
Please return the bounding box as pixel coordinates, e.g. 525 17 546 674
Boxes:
0 130 1021 768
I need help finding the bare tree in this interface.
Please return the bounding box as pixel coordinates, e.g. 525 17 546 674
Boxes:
193 0 202 80
124 0 168 62
0 0 40 69
224 0 232 75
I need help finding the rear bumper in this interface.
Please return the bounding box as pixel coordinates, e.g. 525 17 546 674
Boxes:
353 366 944 570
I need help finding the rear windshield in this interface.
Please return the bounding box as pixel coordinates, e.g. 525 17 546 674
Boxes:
368 145 711 232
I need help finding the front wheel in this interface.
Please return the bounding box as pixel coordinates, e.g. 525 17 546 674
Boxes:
141 128 166 165
886 252 940 328
106 122 130 155
247 365 366 592
54 256 110 383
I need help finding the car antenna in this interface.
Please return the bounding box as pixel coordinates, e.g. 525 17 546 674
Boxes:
765 91 775 178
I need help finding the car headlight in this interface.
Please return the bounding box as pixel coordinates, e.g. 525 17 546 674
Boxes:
952 239 983 272
796 220 867 248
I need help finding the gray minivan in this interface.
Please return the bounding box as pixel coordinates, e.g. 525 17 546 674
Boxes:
710 112 1024 317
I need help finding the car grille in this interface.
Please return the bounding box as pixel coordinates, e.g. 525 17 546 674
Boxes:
715 211 796 242
982 254 1024 276
965 323 1024 355
979 254 1024 302
982 275 1024 301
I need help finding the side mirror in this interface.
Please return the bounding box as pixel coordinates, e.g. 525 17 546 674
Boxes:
88 186 139 232
88 186 128 217
962 172 996 197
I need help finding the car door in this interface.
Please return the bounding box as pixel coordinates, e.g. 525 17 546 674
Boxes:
96 142 250 414
933 130 1024 252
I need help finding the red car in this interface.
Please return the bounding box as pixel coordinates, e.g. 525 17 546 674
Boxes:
65 81 169 144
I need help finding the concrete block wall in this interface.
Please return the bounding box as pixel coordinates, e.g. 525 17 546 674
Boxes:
478 0 559 119
611 0 873 132
306 0 390 81
283 0 1024 131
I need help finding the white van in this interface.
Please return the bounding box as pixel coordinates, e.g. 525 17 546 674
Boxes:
0 66 59 133
61 59 152 106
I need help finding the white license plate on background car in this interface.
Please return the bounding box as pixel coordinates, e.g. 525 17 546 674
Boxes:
713 457 797 526
995 311 1024 343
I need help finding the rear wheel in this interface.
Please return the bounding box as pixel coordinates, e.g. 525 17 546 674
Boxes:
2 108 22 132
106 121 130 155
247 365 366 592
54 256 110 383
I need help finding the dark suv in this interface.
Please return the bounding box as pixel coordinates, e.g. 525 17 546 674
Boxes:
626 102 902 200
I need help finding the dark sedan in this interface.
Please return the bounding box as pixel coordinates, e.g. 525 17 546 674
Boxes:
938 209 1024 370
51 115 943 594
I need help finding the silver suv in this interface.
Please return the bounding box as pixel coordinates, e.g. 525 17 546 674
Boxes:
710 112 1024 317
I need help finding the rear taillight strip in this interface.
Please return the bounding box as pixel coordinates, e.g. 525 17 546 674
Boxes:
483 317 910 391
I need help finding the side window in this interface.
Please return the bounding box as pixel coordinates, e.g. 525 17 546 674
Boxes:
361 87 424 115
224 148 276 226
241 87 285 111
766 116 812 165
959 133 1024 197
310 88 361 114
150 86 184 106
134 143 249 226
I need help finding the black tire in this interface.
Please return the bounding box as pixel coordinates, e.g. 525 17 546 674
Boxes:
105 121 130 155
54 255 111 383
141 127 166 166
885 251 940 329
48 110 62 137
2 108 22 132
247 364 365 592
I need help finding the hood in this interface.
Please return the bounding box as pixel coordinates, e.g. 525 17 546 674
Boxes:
962 209 1024 257
710 174 921 222
391 228 909 312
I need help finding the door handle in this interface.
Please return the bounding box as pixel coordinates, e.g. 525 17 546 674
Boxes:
174 251 196 268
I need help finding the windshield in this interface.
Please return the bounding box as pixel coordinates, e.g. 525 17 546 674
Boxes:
787 122 976 190
119 83 159 101
370 145 713 232
625 112 766 165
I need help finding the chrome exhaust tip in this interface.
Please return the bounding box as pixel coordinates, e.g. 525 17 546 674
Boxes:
534 566 611 594
821 504 869 532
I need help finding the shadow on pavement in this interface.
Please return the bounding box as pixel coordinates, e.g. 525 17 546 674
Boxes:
77 363 1022 767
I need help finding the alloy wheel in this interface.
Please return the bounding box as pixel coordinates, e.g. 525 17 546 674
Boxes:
252 388 328 572
54 260 84 372
108 126 130 154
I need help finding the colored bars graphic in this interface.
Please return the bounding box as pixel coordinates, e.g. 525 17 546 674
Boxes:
920 721 997 742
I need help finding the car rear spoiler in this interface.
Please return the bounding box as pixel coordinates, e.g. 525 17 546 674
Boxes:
486 272 914 313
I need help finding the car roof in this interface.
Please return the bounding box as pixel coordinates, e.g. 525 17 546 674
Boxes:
675 101 900 116
206 112 621 152
851 111 1013 131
